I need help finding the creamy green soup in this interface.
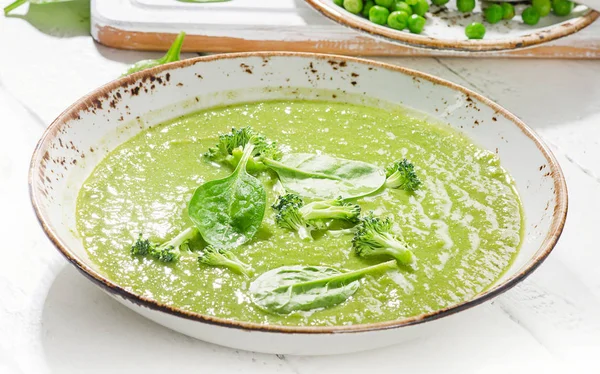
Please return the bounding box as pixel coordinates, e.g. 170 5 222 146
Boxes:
76 100 522 326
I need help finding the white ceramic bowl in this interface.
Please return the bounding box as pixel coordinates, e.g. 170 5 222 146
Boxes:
29 52 567 355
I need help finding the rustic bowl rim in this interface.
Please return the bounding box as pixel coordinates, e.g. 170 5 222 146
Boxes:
29 52 568 334
304 0 599 52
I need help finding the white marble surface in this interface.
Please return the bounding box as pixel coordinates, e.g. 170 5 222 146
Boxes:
1 1 600 373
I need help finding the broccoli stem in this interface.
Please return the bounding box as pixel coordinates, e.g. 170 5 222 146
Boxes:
370 234 415 265
326 228 356 237
219 256 254 277
381 246 415 265
159 226 198 252
158 32 186 64
198 247 254 277
385 172 402 188
301 205 355 221
274 260 397 293
297 226 312 241
4 0 27 15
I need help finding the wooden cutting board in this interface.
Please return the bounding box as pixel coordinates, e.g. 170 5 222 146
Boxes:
91 0 600 58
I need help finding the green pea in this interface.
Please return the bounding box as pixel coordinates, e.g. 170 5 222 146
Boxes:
456 0 475 13
407 14 426 33
387 10 410 29
484 4 503 24
369 5 391 24
405 0 418 6
521 6 540 25
362 0 375 17
391 1 413 15
431 0 450 5
465 22 486 39
552 0 574 16
344 0 364 14
334 0 345 6
412 0 429 16
501 3 515 19
375 0 395 7
532 0 551 16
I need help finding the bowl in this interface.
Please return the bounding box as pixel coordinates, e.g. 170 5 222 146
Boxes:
305 0 598 52
29 52 567 355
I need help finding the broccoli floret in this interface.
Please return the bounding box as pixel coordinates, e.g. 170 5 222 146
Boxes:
352 213 415 265
131 236 152 256
301 198 361 224
198 246 254 277
385 159 421 192
131 227 198 263
272 193 312 240
204 127 281 172
204 127 254 159
272 193 361 240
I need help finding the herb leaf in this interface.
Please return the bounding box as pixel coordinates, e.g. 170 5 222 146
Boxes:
4 0 26 14
4 0 75 15
122 32 186 77
250 260 397 314
188 141 266 249
262 153 386 199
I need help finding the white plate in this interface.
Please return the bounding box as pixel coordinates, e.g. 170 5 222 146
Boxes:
305 0 598 51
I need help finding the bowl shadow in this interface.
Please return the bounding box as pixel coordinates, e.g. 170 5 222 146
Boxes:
40 263 500 368
40 266 289 373
6 1 91 38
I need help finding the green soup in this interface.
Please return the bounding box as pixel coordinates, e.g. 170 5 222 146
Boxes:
76 100 523 326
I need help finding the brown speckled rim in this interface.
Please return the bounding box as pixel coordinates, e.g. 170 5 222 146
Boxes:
305 0 598 52
30 52 567 334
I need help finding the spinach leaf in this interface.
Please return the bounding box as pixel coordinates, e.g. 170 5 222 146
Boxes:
250 260 397 314
122 32 186 77
188 141 266 249
262 153 386 200
4 0 74 15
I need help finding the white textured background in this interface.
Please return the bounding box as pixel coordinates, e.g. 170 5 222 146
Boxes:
1 1 600 373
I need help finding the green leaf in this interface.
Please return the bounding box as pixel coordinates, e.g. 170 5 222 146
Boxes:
4 0 75 15
188 142 266 249
250 260 397 314
121 32 186 77
262 153 386 200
